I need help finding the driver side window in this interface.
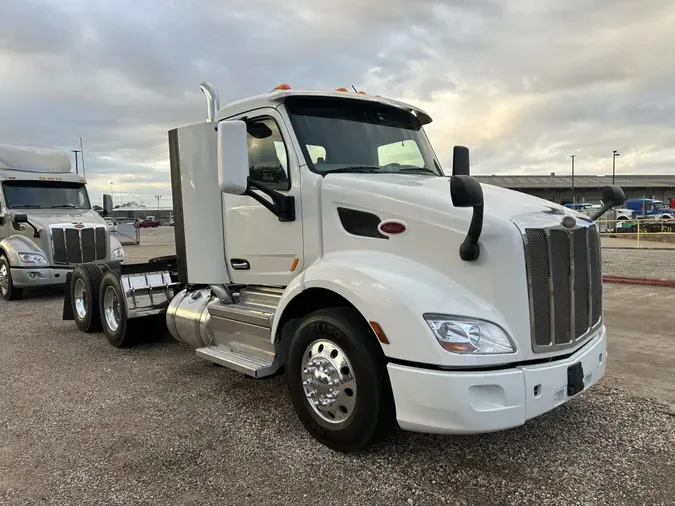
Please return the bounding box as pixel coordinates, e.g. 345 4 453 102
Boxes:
246 118 290 191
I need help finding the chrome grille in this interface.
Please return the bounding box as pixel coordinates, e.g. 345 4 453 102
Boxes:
51 226 107 265
524 223 602 353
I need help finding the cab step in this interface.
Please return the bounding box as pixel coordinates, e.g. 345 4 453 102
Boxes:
196 345 277 378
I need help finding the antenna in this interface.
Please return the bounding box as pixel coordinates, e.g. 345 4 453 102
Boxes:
351 85 358 92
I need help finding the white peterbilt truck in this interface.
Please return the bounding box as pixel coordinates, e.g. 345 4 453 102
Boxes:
63 82 625 452
0 144 124 300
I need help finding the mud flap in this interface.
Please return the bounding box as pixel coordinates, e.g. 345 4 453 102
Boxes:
62 271 74 320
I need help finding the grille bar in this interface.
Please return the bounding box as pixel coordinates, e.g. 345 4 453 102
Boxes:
51 226 107 265
524 223 601 352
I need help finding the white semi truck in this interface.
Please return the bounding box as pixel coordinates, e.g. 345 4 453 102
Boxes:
63 82 625 452
0 144 124 300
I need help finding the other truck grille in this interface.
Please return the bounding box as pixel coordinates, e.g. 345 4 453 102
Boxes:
51 226 107 265
524 223 602 353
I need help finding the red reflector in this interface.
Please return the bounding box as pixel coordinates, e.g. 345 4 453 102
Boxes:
379 221 407 235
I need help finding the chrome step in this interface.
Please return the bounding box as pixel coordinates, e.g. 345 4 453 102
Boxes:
238 286 284 310
196 345 277 378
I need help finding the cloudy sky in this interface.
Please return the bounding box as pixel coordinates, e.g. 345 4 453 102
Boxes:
1 0 674 207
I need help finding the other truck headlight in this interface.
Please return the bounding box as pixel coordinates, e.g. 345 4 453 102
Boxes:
424 315 515 354
111 247 124 260
18 253 48 265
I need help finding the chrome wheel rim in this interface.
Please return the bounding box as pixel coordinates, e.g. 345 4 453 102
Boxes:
0 263 8 295
73 279 88 319
103 286 121 332
301 339 357 424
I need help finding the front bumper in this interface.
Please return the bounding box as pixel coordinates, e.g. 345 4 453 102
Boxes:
10 267 72 288
388 327 607 434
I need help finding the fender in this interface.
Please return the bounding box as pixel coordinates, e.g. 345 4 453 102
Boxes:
0 235 47 266
271 250 523 368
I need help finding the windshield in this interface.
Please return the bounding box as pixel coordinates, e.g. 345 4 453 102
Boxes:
2 181 91 209
285 97 443 176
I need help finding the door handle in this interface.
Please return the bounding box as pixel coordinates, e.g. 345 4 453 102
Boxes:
230 259 250 270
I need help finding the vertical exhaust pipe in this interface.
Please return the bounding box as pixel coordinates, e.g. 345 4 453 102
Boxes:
199 81 220 122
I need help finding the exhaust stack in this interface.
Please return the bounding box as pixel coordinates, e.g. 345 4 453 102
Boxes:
200 81 220 122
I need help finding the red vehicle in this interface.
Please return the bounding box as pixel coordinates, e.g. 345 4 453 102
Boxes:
137 216 160 228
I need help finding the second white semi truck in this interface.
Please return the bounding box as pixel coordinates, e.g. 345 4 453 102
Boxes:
63 82 625 452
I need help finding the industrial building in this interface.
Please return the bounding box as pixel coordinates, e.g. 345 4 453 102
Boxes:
474 174 675 205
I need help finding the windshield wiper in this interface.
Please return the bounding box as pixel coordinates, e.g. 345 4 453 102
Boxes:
10 204 42 209
50 204 78 208
397 167 438 175
321 166 381 175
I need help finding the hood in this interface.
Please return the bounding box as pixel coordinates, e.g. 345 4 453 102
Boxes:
17 209 105 230
319 173 587 363
322 172 577 226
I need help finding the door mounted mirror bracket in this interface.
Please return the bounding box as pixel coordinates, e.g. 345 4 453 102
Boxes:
245 178 295 222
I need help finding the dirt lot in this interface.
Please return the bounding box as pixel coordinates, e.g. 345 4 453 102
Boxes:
1 228 674 505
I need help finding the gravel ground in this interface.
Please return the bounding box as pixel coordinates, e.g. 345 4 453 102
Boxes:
1 291 674 506
602 248 675 280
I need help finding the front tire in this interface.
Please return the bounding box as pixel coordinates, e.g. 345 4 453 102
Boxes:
286 307 395 453
0 255 23 301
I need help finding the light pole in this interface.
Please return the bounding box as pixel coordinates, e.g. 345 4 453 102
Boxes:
155 195 162 216
570 155 576 204
612 150 620 185
72 149 81 175
79 137 86 179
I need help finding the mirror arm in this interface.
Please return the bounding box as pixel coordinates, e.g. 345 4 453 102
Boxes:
245 178 295 222
590 203 614 221
460 204 483 261
13 218 40 238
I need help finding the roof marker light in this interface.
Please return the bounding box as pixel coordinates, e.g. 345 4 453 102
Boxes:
274 83 291 90
335 87 348 92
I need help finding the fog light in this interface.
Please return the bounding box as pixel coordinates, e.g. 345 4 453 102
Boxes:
28 272 37 279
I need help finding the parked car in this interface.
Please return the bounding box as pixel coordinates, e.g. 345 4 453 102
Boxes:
137 216 160 228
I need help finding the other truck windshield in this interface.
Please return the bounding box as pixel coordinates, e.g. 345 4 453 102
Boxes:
2 180 91 209
285 96 443 176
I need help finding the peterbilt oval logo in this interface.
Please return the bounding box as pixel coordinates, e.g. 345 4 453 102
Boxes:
562 216 576 229
74 223 85 229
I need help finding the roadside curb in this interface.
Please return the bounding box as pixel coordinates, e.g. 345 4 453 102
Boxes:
603 275 675 287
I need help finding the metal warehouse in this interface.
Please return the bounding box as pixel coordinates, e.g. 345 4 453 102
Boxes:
473 174 675 205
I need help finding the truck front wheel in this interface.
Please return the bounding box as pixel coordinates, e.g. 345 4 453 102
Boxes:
0 255 22 301
286 307 395 453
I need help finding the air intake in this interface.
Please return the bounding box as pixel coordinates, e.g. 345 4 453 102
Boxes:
337 208 388 239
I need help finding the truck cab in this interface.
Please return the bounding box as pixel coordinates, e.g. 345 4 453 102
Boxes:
0 144 124 300
625 198 675 220
63 83 626 452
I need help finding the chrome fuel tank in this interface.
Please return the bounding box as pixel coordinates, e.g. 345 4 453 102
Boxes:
166 288 215 348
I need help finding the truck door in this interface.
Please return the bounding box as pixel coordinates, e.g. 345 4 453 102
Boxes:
222 108 304 287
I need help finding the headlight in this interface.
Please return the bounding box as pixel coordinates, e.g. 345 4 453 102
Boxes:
111 247 124 260
424 315 516 354
19 252 48 265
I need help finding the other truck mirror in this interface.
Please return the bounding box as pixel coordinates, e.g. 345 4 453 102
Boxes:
102 194 113 216
590 185 626 221
450 175 484 261
12 213 28 224
452 146 470 176
217 120 249 195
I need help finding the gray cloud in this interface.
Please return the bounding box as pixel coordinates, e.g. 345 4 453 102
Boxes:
1 0 674 206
